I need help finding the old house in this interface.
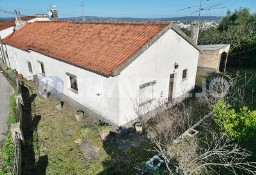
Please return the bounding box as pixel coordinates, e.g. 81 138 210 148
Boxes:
198 44 230 73
1 21 200 126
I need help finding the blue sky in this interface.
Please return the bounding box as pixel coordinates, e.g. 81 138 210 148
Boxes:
1 0 256 18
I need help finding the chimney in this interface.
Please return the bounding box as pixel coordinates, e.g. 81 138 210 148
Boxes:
191 21 200 45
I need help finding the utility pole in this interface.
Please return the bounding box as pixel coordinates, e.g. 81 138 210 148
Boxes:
81 1 85 21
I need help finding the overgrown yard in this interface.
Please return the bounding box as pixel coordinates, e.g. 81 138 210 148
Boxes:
21 84 154 175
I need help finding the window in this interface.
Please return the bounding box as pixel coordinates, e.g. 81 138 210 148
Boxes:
139 80 156 105
182 69 188 80
27 61 33 73
66 73 78 92
40 62 45 74
70 76 78 91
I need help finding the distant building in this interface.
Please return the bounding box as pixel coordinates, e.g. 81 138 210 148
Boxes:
35 14 48 18
1 21 200 126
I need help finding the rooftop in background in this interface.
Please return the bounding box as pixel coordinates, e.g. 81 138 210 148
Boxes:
198 44 230 51
3 21 171 76
0 16 35 31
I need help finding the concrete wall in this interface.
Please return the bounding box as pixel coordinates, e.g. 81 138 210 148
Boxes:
198 51 220 72
4 28 199 126
198 45 230 73
118 29 199 125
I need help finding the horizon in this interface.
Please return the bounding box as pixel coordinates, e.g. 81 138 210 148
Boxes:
1 15 223 20
1 0 256 19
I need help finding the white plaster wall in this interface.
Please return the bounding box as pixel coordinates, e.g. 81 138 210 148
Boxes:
5 45 34 80
0 27 14 39
118 29 199 125
30 51 120 125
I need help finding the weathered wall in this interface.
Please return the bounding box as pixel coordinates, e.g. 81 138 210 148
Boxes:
198 50 220 71
198 45 230 73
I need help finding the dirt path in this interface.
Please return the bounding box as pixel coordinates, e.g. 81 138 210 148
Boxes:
0 73 14 145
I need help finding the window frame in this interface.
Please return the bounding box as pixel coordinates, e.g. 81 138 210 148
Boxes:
139 80 156 106
40 62 45 75
66 72 78 93
27 61 33 73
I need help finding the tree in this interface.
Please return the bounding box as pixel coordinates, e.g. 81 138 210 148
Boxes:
198 8 256 67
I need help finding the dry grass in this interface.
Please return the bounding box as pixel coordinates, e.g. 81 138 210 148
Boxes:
33 96 110 175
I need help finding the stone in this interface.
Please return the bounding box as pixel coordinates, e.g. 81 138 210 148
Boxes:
80 141 100 160
74 139 82 145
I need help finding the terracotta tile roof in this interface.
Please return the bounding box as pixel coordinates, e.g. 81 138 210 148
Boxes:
3 21 171 76
0 16 35 31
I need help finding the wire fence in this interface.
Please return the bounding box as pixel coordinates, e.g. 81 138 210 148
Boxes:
13 132 22 175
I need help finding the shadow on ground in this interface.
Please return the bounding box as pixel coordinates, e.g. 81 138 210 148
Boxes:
21 85 48 175
97 127 154 175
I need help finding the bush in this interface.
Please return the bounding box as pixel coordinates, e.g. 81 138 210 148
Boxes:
213 100 256 140
0 133 14 174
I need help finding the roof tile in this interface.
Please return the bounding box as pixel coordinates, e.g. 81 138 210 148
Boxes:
3 21 170 76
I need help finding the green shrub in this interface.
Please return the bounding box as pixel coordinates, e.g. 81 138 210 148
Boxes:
213 100 256 140
0 133 14 174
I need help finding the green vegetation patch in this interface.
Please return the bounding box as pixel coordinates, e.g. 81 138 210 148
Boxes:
0 94 16 174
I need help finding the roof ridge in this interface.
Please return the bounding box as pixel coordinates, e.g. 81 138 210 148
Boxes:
34 20 172 26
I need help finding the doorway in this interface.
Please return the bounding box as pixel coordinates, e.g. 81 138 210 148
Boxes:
219 52 228 72
168 73 175 101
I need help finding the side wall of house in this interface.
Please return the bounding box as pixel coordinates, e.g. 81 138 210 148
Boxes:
30 51 120 125
4 45 120 125
118 29 199 126
5 45 34 80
